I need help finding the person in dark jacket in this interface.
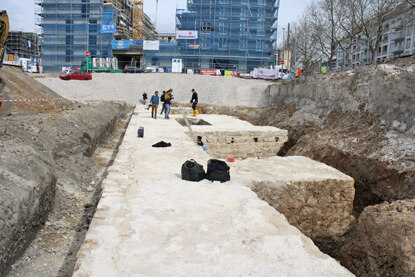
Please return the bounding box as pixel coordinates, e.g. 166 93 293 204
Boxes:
164 89 173 119
190 89 199 116
160 91 166 115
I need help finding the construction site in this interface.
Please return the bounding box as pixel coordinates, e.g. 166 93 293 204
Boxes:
0 53 415 276
1 0 415 276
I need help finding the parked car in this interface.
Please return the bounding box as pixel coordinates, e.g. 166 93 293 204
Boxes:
59 70 92 80
123 66 145 73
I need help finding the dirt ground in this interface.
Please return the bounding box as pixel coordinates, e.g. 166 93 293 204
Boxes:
0 66 132 277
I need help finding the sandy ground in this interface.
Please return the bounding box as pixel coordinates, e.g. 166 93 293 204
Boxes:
35 73 273 108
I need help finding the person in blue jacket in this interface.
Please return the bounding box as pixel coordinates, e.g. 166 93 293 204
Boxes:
150 91 160 119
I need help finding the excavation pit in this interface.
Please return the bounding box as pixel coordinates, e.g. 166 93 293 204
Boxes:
73 108 354 276
175 117 212 126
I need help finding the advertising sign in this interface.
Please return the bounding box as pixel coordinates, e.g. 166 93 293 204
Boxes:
187 44 200 49
101 24 116 33
176 30 198 40
253 68 279 80
225 71 238 77
112 40 143 50
201 69 218 76
143 40 160 50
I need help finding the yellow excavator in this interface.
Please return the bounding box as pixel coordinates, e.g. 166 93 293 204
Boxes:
0 10 9 113
0 10 9 68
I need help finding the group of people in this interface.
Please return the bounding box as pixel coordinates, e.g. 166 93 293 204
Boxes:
142 89 198 120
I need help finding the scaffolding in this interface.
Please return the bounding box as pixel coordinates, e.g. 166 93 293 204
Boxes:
36 0 116 73
144 0 280 72
5 32 41 60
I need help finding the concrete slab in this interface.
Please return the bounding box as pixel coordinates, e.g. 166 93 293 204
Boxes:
188 114 289 159
73 107 353 277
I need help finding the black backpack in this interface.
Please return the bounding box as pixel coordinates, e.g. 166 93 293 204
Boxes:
206 159 230 183
161 94 165 102
181 159 205 182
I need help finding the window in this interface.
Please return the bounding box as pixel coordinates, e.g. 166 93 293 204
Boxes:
219 22 226 34
89 35 97 46
256 40 262 49
65 49 73 62
406 38 411 48
240 22 246 33
239 38 246 49
257 22 264 36
219 7 227 17
240 7 247 17
219 38 227 48
65 19 73 32
65 35 73 45
241 0 247 4
201 23 213 34
89 19 98 33
258 0 265 5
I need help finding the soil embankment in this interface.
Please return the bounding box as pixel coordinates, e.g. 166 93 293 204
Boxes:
0 66 131 276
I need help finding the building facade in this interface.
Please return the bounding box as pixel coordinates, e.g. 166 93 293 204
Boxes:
5 32 41 60
334 3 415 70
144 0 280 73
36 0 116 73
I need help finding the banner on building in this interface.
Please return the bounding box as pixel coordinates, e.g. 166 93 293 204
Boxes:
101 24 116 33
176 30 198 40
112 40 143 50
143 40 160 50
224 71 238 77
201 69 219 76
187 44 200 49
253 68 279 80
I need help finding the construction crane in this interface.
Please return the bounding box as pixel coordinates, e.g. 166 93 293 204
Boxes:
0 10 10 68
132 0 144 40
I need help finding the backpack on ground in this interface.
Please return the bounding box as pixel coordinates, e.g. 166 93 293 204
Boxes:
206 159 230 183
181 159 205 182
137 127 144 138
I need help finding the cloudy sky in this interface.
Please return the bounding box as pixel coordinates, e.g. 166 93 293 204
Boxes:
2 0 312 39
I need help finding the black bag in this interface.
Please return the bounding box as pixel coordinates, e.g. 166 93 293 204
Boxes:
137 127 144 138
152 141 171 148
181 159 205 182
206 159 230 183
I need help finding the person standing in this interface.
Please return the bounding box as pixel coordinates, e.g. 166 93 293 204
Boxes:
190 88 199 116
150 91 159 119
160 91 166 115
142 92 148 105
164 89 173 119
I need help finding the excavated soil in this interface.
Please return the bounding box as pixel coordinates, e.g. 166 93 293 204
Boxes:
0 66 133 277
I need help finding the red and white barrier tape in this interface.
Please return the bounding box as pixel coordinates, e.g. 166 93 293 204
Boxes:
0 94 92 103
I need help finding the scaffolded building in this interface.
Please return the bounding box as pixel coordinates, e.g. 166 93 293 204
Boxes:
5 32 41 59
36 0 116 73
36 0 154 73
144 0 280 72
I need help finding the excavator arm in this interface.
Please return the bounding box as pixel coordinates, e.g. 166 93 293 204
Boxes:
0 10 9 68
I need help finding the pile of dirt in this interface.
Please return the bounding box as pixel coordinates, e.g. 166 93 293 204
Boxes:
0 66 133 276
0 65 72 115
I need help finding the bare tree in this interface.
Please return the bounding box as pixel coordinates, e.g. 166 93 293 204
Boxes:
308 0 344 70
403 0 415 7
290 13 320 74
352 0 401 64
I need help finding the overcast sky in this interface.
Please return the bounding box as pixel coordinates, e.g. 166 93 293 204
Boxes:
2 0 312 40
